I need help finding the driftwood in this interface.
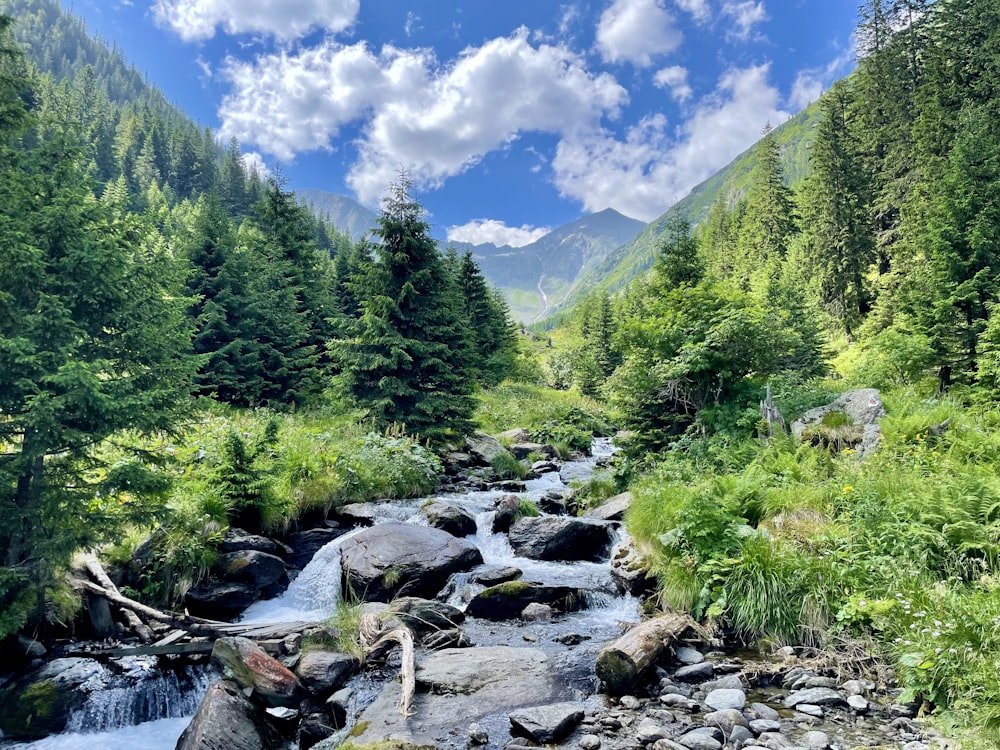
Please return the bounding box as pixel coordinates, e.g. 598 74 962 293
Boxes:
82 554 155 643
596 613 696 695
73 578 230 638
360 612 416 717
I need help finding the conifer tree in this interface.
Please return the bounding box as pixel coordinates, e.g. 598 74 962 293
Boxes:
458 250 518 387
334 175 476 442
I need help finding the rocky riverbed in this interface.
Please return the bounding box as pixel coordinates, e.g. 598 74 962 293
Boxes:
0 434 951 750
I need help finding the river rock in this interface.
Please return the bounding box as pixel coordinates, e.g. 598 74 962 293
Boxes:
219 528 290 557
508 516 613 561
705 708 750 734
466 431 509 464
385 596 464 634
674 646 704 665
510 702 586 743
468 722 489 745
471 565 522 585
678 728 723 750
636 718 670 744
212 637 304 708
609 537 655 596
803 730 831 749
750 702 780 721
299 711 337 749
674 662 714 682
522 602 554 620
499 428 532 443
583 492 632 521
466 581 586 620
705 688 746 711
750 719 782 734
509 441 556 460
580 733 602 750
295 651 360 697
847 694 869 712
0 658 102 740
286 528 345 570
215 550 286 588
339 522 483 601
492 494 521 533
784 687 845 708
175 680 283 750
184 581 259 620
422 500 477 537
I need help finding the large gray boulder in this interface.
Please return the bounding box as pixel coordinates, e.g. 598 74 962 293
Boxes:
510 702 586 743
583 491 632 522
609 535 656 596
295 651 360 697
184 581 259 620
340 522 483 602
215 550 286 589
175 680 283 750
466 581 587 620
0 658 102 740
508 516 613 562
218 528 290 558
465 431 509 464
791 389 885 457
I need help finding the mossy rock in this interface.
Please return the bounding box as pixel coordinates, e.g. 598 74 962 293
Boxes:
467 581 586 620
0 658 99 740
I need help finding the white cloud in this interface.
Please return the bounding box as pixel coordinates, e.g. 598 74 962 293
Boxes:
596 0 683 67
789 50 854 110
654 65 693 102
153 0 359 42
552 64 790 221
240 151 270 178
218 29 628 205
675 0 712 24
448 219 551 248
721 1 767 40
404 12 421 37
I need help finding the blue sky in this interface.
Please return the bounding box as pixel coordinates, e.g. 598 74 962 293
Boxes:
73 0 857 245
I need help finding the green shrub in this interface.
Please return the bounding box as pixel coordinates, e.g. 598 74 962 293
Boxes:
490 451 527 480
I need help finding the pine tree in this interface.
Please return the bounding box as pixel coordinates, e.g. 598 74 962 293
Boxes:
458 250 518 387
334 175 476 442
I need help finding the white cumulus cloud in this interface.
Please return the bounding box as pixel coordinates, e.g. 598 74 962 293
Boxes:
596 0 683 67
790 50 854 109
654 65 693 101
674 0 712 24
218 28 628 206
240 151 270 178
447 220 551 248
721 1 767 40
153 0 360 42
552 64 790 221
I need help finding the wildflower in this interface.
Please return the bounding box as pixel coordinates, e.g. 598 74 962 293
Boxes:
843 485 854 494
934 647 942 654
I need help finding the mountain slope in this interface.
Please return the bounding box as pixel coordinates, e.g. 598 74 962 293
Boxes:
452 208 645 323
295 189 379 240
545 102 821 322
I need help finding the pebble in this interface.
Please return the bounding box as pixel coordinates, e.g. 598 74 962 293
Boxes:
751 702 780 721
636 718 670 744
620 695 642 710
847 694 869 712
675 646 705 665
730 725 753 746
794 704 824 719
659 693 699 711
675 662 715 682
677 732 722 750
803 730 830 749
840 679 869 696
579 734 601 750
468 722 488 745
750 719 782 734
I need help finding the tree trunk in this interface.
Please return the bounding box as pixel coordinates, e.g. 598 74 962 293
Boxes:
82 555 155 643
596 613 696 695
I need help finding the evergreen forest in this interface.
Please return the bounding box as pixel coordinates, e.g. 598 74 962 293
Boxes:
4 0 1000 745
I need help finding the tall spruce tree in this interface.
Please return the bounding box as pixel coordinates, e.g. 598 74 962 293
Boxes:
457 250 518 387
334 175 475 442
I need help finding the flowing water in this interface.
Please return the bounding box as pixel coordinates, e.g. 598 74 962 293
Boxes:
6 439 634 749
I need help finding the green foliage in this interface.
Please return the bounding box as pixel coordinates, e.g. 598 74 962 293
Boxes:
490 452 527 480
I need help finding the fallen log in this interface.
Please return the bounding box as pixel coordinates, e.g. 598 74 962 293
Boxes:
82 554 156 643
360 612 416 717
73 578 230 638
595 613 696 695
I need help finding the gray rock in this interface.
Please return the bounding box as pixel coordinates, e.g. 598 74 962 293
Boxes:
704 708 749 734
705 674 745 690
385 597 465 634
470 566 522 586
300 710 338 748
508 516 614 562
675 662 715 682
580 733 602 750
678 729 723 750
730 726 754 747
637 718 670 744
749 719 782 734
795 704 824 718
620 695 642 709
215 550 286 588
499 428 532 444
674 646 705 665
219 528 290 557
340 522 483 602
295 651 360 697
211 637 304 708
705 688 746 711
583 492 632 522
467 581 586 620
791 388 885 457
840 679 869 696
890 702 919 718
521 602 554 621
802 730 830 749
422 500 477 537
750 703 780 721
468 722 489 745
175 680 283 750
847 694 869 712
0 658 102 740
184 581 259 620
659 693 699 711
509 442 556 460
783 688 845 709
902 743 931 750
652 741 689 750
510 702 586 743
286 528 345 569
758 732 791 749
466 431 509 464
609 535 656 596
802 676 838 689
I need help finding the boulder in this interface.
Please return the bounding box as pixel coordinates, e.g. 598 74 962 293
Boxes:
791 389 885 457
286 528 346 570
219 528 290 558
467 581 586 620
215 550 286 589
0 658 102 740
583 492 632 522
340 522 483 602
385 597 465 634
508 516 613 562
521 602 554 621
492 494 520 533
184 581 259 620
421 500 477 537
465 431 509 465
498 428 532 443
211 637 304 707
470 566 522 586
337 503 380 527
509 702 586 743
175 680 283 750
509 442 556 460
609 535 656 596
295 651 360 697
